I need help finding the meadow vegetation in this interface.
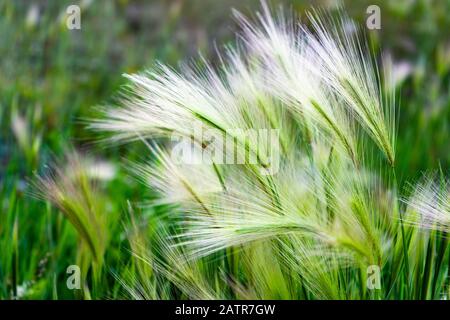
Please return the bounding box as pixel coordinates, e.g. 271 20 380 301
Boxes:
1 0 450 299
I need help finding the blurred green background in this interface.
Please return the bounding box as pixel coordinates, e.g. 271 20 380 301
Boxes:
0 0 449 299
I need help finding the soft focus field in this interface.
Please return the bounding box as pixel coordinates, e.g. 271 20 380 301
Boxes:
1 0 450 299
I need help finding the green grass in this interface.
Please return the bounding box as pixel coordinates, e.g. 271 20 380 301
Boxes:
1 0 450 300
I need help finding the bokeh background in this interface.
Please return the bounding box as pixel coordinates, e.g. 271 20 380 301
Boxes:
1 0 449 299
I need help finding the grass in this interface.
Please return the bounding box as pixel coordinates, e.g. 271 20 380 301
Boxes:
1 0 450 300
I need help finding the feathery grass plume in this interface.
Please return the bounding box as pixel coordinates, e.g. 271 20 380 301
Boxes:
131 144 223 207
278 236 354 299
92 2 403 299
167 143 383 264
89 60 282 170
175 164 331 258
130 227 222 300
91 3 394 169
220 49 295 158
234 3 358 164
127 149 383 295
31 151 112 292
302 8 396 165
403 176 450 232
121 205 230 300
392 175 450 299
